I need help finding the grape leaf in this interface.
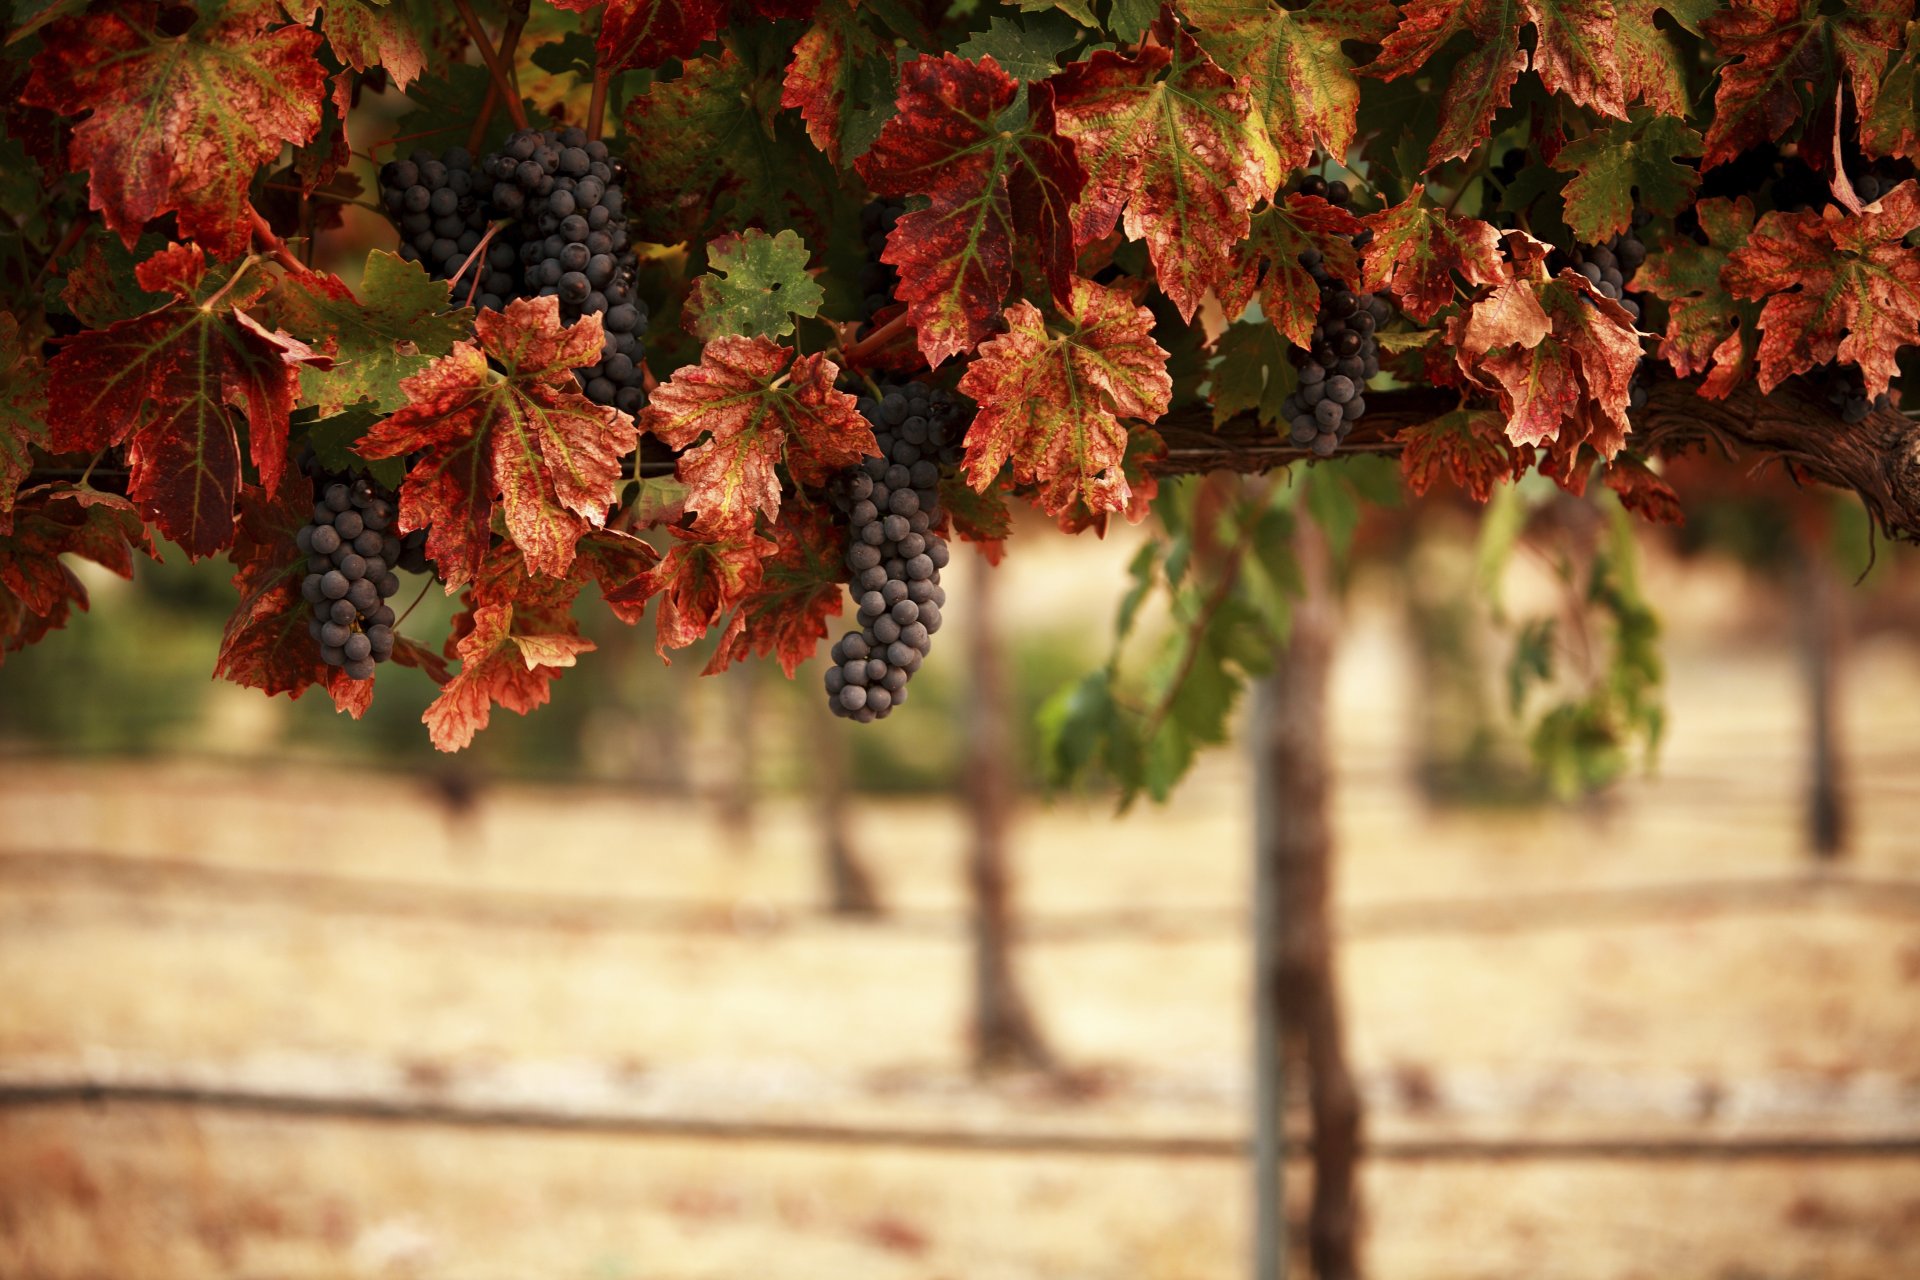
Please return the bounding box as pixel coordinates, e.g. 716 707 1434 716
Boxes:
1216 193 1365 348
214 466 373 715
0 487 146 665
956 276 1172 519
624 45 835 244
548 0 726 73
956 11 1085 83
260 251 470 415
855 54 1086 367
685 230 825 341
59 230 173 327
1444 231 1643 457
1208 320 1298 427
781 0 895 164
1636 196 1762 398
1053 424 1165 537
1603 454 1683 524
1722 181 1920 398
283 0 426 90
424 550 596 752
622 525 777 660
572 527 663 624
1183 0 1398 174
641 336 871 537
21 3 328 257
357 296 638 588
0 314 48 535
1358 185 1506 323
704 500 847 676
1863 21 1920 161
1368 0 1614 170
1702 0 1909 170
45 244 330 558
303 408 404 490
1552 112 1703 243
1397 408 1526 501
1614 0 1699 118
1050 17 1279 322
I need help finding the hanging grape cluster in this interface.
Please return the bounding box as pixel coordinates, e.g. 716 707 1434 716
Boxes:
822 381 967 722
298 472 405 681
377 127 650 414
1281 174 1389 457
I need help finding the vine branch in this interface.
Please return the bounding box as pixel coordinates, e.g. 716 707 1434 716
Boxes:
1148 372 1920 544
452 0 531 133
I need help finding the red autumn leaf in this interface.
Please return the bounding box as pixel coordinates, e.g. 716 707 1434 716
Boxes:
214 470 376 716
0 487 147 665
548 0 726 74
957 276 1172 520
1050 17 1279 321
621 525 777 661
21 3 327 257
1398 409 1528 502
1183 0 1399 174
1359 186 1507 323
0 314 49 536
572 527 663 625
1444 231 1644 458
1604 455 1684 525
705 500 847 676
1863 20 1920 162
283 0 428 91
357 296 637 589
1367 0 1626 169
780 0 889 165
1701 0 1907 170
44 244 329 558
1217 193 1365 348
1636 196 1764 398
1053 425 1166 538
854 54 1086 367
423 551 596 753
640 336 872 536
1721 180 1920 399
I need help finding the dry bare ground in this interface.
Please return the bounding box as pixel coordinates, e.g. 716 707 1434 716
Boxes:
1 550 1919 1278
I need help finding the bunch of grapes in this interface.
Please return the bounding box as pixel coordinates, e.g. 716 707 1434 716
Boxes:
1552 220 1647 323
298 474 406 680
822 381 968 722
1280 174 1389 457
480 127 651 415
377 147 508 310
377 128 651 415
857 200 904 319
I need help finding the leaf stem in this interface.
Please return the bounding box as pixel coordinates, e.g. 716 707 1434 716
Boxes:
395 573 435 627
201 255 262 313
448 220 507 297
250 208 314 277
587 66 612 140
452 0 532 132
839 310 914 368
468 0 531 153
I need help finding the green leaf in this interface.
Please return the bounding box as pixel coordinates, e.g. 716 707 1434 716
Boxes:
684 229 825 341
530 28 598 79
1011 0 1097 28
264 251 471 416
1107 0 1158 43
957 11 1084 82
1553 112 1703 243
1209 320 1298 427
301 407 404 490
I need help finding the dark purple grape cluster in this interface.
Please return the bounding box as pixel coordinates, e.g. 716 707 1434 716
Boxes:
377 147 506 309
1552 219 1648 323
858 200 904 319
1281 174 1388 457
481 127 649 415
822 382 968 722
298 474 405 680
